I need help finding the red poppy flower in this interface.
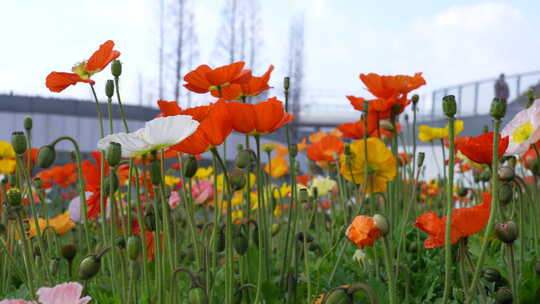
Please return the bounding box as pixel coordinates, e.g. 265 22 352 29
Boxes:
297 174 311 186
455 132 509 165
306 135 344 162
227 97 294 135
414 192 491 248
238 65 274 98
46 40 120 92
183 62 252 100
338 117 400 140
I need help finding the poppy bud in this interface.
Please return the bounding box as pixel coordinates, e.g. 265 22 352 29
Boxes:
482 267 503 283
271 223 281 236
483 125 489 134
11 132 27 155
233 233 248 255
442 95 457 118
49 257 60 276
298 188 309 203
490 98 507 120
498 166 514 182
324 288 349 304
106 142 122 167
535 260 540 275
23 116 33 131
111 60 122 77
417 152 425 168
235 149 252 169
105 79 114 98
373 214 389 237
188 287 208 304
412 94 419 105
7 188 22 207
283 77 290 90
495 287 512 304
289 144 298 158
494 221 518 243
183 156 198 178
37 145 56 168
61 243 78 261
229 169 246 191
78 248 109 280
150 159 161 185
499 183 513 206
103 173 119 195
127 235 142 260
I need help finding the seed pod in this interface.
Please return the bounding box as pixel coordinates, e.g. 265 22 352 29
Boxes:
228 169 246 192
23 116 33 131
233 234 248 255
111 60 122 77
150 159 161 185
188 287 208 304
11 132 27 155
495 287 512 304
183 156 198 178
283 77 290 90
499 183 513 206
105 79 114 98
373 214 389 237
127 235 142 260
498 166 514 182
37 145 56 168
490 98 507 120
106 142 122 167
324 288 349 304
494 221 518 243
7 188 22 207
235 149 252 169
442 95 457 118
61 243 78 261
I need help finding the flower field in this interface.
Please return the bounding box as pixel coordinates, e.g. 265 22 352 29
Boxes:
1 40 540 304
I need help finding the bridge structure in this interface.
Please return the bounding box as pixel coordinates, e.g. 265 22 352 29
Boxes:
0 70 539 160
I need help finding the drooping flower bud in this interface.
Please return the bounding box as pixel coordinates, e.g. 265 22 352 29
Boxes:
183 156 198 178
23 116 33 131
490 98 507 120
37 145 56 168
229 169 246 191
111 60 122 77
78 248 110 280
11 131 27 155
373 214 389 236
498 166 514 182
106 142 122 167
127 235 142 260
442 95 457 118
61 243 78 261
150 159 161 185
105 79 114 98
7 188 22 207
494 221 518 244
499 183 513 206
495 287 512 304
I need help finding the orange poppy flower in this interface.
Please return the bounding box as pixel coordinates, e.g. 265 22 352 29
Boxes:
183 62 252 100
227 97 294 135
46 40 120 92
455 132 509 165
347 95 366 111
346 215 381 249
308 131 327 144
238 65 274 98
297 138 307 152
306 135 344 162
414 192 491 248
168 101 233 154
264 156 289 178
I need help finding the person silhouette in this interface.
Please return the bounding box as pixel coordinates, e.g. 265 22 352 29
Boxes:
495 73 509 100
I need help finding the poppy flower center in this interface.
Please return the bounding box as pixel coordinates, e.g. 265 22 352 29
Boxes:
511 122 533 143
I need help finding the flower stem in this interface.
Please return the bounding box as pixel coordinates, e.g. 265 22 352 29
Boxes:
442 117 455 304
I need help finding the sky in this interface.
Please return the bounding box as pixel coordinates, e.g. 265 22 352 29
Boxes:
1 0 540 114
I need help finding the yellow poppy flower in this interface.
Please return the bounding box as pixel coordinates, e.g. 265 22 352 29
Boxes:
0 141 15 158
339 138 397 194
28 211 75 238
264 156 289 178
0 159 16 175
164 175 180 188
195 166 213 180
0 141 16 175
418 120 464 142
272 183 291 200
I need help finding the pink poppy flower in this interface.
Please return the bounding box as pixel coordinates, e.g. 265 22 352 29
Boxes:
168 191 181 209
192 180 214 205
36 282 91 304
0 300 34 304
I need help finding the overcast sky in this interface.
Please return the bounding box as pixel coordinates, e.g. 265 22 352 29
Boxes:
1 0 539 112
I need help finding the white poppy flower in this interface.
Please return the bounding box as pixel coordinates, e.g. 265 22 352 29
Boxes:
97 115 199 158
501 99 540 155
